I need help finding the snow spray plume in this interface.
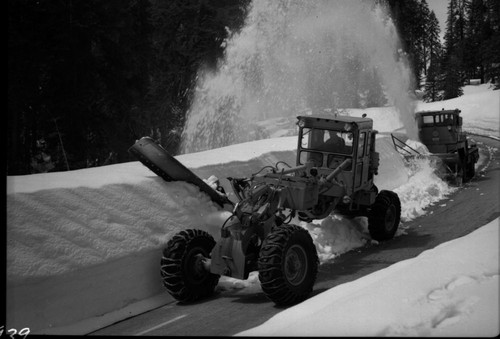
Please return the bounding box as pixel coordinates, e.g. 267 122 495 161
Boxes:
180 0 418 154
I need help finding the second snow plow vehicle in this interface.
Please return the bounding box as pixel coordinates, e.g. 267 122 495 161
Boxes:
129 115 401 306
392 109 479 185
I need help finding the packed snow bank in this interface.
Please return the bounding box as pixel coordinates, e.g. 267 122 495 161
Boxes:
6 136 405 282
236 218 500 337
6 179 223 331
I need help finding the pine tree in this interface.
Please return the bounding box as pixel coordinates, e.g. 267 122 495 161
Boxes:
427 10 443 71
464 0 487 82
442 54 464 99
482 0 500 86
417 0 431 80
424 58 442 102
442 0 466 99
423 10 443 102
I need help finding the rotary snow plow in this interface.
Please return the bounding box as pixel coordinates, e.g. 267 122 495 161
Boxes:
391 109 479 185
129 115 401 306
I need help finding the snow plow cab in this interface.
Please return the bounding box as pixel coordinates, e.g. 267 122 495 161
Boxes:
292 115 381 220
416 109 467 153
415 109 479 184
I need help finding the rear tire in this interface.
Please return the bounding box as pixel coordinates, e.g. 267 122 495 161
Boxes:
368 190 401 241
258 224 319 306
160 229 220 303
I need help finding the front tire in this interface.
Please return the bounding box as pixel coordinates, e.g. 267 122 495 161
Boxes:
258 224 319 306
368 190 401 241
160 229 220 303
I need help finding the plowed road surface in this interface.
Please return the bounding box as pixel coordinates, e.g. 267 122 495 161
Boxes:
91 136 499 336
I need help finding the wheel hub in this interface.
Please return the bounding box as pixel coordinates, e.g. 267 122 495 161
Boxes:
284 245 308 286
384 205 396 232
186 250 209 282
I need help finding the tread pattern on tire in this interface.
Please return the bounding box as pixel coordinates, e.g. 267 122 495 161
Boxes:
258 224 319 306
161 229 219 303
368 190 401 241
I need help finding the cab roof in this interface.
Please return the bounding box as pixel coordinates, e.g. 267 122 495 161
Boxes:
297 114 373 130
415 109 461 116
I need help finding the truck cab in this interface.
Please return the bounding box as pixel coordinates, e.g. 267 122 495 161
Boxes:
415 109 466 154
414 109 479 183
296 115 379 196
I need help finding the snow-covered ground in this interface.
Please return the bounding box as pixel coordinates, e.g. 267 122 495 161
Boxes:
6 84 499 335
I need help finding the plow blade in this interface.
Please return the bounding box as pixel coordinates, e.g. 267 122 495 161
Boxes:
128 137 232 207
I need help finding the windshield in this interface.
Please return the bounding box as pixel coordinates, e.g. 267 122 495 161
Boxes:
301 128 353 155
420 113 456 126
299 128 353 169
